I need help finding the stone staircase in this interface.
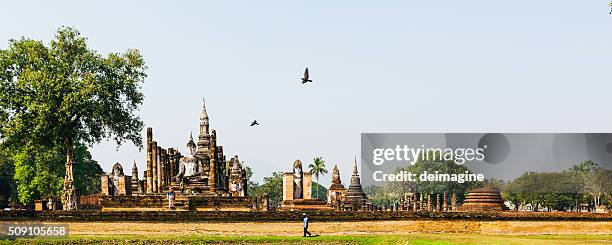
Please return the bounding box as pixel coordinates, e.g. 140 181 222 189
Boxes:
162 196 190 211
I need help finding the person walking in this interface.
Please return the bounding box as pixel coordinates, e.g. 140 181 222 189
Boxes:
303 213 312 237
167 187 175 210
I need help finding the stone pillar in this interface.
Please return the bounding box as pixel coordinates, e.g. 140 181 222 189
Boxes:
209 130 217 192
303 173 312 199
208 152 216 192
117 176 132 196
174 152 181 181
168 149 175 184
160 148 166 189
282 173 294 201
138 180 145 194
161 149 166 187
164 149 169 187
151 141 158 193
413 193 418 212
451 192 457 211
241 170 248 197
427 193 432 212
165 149 171 186
217 146 225 190
436 193 441 212
419 192 424 211
143 170 148 193
156 146 162 193
443 192 448 212
146 128 153 194
100 175 111 195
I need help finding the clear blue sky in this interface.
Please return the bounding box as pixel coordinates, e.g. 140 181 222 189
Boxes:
1 1 611 185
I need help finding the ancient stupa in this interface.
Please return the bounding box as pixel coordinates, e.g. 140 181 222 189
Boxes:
326 165 347 205
344 158 367 206
459 186 509 211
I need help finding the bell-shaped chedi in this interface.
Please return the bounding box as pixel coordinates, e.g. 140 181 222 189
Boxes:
345 157 367 206
459 186 509 211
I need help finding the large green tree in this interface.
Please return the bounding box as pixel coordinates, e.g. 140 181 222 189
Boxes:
0 145 15 208
252 171 284 208
243 164 260 197
0 27 146 210
568 161 612 211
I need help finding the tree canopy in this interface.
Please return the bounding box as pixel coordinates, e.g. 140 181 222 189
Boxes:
0 27 147 209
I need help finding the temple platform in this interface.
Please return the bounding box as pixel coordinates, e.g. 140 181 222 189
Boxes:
99 195 253 211
279 199 334 211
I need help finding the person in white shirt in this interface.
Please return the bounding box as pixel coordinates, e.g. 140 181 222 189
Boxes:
303 213 312 237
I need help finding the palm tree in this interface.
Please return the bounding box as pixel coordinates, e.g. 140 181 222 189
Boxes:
309 156 328 199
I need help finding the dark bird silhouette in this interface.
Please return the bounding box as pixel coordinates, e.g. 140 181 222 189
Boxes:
301 67 312 84
250 120 259 126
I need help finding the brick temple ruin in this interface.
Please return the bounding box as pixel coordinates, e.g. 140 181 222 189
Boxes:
280 158 371 211
97 100 256 211
76 100 505 213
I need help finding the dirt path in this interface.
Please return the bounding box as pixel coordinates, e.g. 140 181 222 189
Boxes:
15 221 610 236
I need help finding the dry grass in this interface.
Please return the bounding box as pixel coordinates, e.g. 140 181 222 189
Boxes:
28 220 610 236
2 221 609 244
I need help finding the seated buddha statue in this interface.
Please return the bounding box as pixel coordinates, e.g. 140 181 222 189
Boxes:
175 133 206 183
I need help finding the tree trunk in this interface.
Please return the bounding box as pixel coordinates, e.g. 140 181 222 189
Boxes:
61 137 78 210
315 176 318 199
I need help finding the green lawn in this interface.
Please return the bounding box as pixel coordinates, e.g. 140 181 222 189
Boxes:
1 234 611 244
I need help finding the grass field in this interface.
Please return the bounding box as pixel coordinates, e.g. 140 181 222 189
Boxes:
1 221 610 244
2 234 611 244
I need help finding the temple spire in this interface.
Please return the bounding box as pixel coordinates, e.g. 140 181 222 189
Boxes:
353 156 358 174
346 155 367 207
200 97 208 121
196 97 211 158
132 160 138 175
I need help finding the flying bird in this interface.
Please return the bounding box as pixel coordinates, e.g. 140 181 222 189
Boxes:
301 67 312 84
250 120 259 126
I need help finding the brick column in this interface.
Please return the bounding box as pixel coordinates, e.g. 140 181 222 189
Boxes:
413 192 418 212
143 171 148 193
282 173 294 201
451 192 457 211
160 148 166 190
156 146 162 193
443 192 448 212
209 130 217 192
419 192 424 211
151 141 158 193
168 149 175 184
146 128 153 194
